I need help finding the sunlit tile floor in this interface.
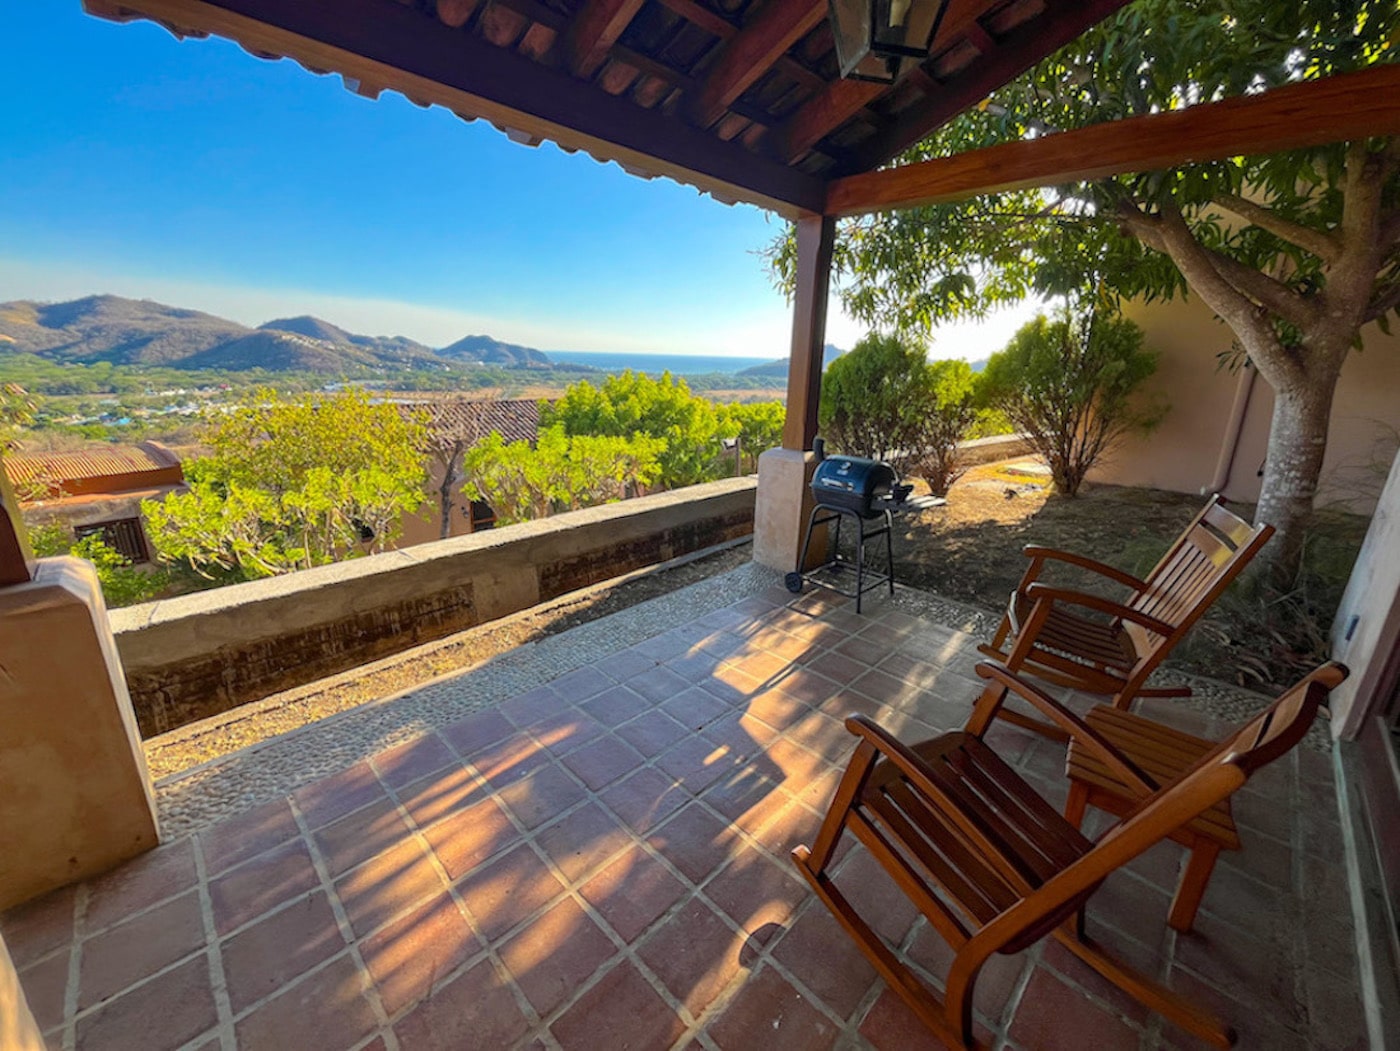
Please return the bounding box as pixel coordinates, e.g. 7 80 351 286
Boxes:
4 586 1365 1050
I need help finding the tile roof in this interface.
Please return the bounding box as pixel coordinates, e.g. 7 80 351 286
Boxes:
3 441 184 499
406 399 543 446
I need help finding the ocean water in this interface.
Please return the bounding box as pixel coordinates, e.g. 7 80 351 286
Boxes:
546 350 772 375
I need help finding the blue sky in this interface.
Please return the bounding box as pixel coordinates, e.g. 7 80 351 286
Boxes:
0 5 1034 358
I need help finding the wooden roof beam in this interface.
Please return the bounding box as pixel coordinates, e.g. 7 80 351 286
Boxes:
826 63 1400 216
840 0 1132 172
566 0 647 78
689 0 826 129
86 0 825 215
653 0 825 93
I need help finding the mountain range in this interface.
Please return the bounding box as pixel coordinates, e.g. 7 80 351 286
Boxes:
0 295 553 372
738 343 844 378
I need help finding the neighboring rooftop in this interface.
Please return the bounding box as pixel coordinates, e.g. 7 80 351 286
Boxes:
412 397 543 445
4 441 184 500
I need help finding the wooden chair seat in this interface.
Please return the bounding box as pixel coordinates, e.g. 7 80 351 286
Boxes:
1008 592 1138 674
1065 706 1242 932
792 659 1347 1049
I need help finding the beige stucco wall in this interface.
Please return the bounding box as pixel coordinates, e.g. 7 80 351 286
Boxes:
0 558 159 910
1089 296 1400 514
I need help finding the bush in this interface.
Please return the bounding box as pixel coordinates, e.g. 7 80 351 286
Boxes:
981 307 1163 496
26 522 168 607
907 359 978 497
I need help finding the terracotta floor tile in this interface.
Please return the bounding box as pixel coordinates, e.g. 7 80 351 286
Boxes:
394 957 529 1046
637 897 746 1016
559 733 646 792
499 898 618 1016
79 889 204 1009
703 848 807 941
0 884 76 968
701 710 777 763
359 892 482 1017
580 844 688 943
550 960 686 1051
1172 913 1301 1026
197 796 300 876
802 649 869 686
851 668 916 707
660 687 732 732
17 949 69 1033
771 905 878 1020
84 838 198 933
233 953 379 1050
654 735 733 794
702 769 784 825
529 707 607 759
649 804 740 884
1162 967 1311 1051
1009 967 1143 1051
784 710 853 764
705 964 839 1051
313 796 413 877
857 986 996 1050
396 763 489 829
500 684 568 728
534 802 634 884
699 663 765 705
220 891 346 1013
550 664 615 702
615 708 691 757
596 647 660 684
769 668 842 708
580 684 652 728
421 796 519 879
292 761 385 830
765 735 828 786
370 732 457 789
335 839 448 940
439 708 516 760
599 767 690 834
495 762 589 830
743 688 811 733
471 730 554 787
75 955 215 1051
456 845 566 943
209 838 321 935
393 957 530 1049
625 664 694 704
829 848 920 948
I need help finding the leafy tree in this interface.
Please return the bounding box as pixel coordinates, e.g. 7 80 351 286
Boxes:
461 425 663 524
26 522 168 607
714 400 785 473
819 333 929 467
143 390 429 577
0 383 37 452
769 0 1400 576
908 359 979 497
982 307 1162 496
544 371 722 488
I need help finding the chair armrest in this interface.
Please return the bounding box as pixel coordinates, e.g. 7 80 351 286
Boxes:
1023 584 1176 637
1020 545 1149 594
966 662 1158 796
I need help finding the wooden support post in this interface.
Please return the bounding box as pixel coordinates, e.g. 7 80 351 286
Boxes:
781 212 836 451
0 467 33 587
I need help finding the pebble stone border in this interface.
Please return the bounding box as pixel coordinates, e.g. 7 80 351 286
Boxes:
151 560 1321 840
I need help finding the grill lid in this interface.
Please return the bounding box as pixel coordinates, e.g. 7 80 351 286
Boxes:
811 455 897 516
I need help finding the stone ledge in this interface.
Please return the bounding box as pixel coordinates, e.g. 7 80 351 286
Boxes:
113 478 757 735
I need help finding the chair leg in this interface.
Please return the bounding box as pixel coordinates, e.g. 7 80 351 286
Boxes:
1051 928 1235 1048
1064 780 1090 829
1168 840 1221 933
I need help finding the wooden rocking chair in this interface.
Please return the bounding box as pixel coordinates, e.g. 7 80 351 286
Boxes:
792 659 1344 1049
979 495 1272 737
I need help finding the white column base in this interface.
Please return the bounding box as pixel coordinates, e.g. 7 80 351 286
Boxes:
753 448 830 573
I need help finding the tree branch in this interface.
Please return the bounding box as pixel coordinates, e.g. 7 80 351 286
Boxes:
1364 281 1400 325
1212 194 1341 264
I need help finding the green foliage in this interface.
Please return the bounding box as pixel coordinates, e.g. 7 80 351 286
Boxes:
143 390 429 578
714 400 785 473
460 425 664 524
26 522 168 608
0 382 37 452
544 371 780 488
909 359 980 497
981 308 1162 496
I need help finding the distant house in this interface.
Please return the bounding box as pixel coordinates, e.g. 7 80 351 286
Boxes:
4 442 186 564
396 398 544 546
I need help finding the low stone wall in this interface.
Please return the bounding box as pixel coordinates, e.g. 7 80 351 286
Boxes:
957 433 1032 467
111 478 757 736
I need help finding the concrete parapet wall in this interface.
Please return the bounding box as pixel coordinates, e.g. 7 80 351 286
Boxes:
111 479 757 736
957 433 1032 467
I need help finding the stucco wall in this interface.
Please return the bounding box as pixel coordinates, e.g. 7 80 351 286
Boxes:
110 479 756 736
1089 296 1400 514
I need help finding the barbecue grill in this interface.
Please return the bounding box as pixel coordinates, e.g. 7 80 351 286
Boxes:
786 449 903 613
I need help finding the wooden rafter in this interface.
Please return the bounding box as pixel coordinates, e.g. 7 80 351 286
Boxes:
838 0 1132 173
653 0 826 93
86 0 826 215
688 0 825 129
825 63 1400 216
566 0 647 78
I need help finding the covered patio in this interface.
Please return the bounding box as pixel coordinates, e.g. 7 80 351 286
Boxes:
2 569 1362 1050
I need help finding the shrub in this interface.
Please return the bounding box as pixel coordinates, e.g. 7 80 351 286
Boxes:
981 307 1163 496
907 359 978 497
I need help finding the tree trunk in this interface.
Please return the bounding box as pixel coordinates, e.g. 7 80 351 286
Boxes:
438 441 464 540
1252 367 1342 581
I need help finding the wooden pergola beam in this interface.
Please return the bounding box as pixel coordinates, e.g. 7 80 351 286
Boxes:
689 0 825 130
87 0 826 215
782 214 836 451
566 0 647 78
826 63 1400 216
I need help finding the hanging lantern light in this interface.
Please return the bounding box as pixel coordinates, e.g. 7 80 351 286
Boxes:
827 0 952 84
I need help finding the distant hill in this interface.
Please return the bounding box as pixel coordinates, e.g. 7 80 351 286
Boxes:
0 295 554 374
437 334 552 368
738 343 844 378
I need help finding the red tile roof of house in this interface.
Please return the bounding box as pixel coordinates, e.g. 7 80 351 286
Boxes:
3 441 184 500
405 399 543 446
